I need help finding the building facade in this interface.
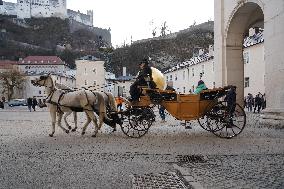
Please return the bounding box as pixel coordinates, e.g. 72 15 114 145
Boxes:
0 0 93 26
164 47 215 93
214 0 284 121
75 56 106 91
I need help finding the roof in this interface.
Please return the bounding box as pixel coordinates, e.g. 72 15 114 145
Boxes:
164 52 213 74
0 60 18 69
243 31 264 48
19 56 64 65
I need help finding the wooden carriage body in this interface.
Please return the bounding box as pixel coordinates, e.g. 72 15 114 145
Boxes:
131 88 226 121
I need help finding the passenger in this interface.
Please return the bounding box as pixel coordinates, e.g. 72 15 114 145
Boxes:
194 80 207 94
129 58 156 101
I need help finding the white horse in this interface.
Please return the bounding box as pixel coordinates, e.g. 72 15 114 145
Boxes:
31 75 111 137
63 91 122 132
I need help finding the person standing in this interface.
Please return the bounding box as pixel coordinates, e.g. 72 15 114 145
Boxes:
115 96 124 111
254 94 262 113
159 105 166 123
27 97 32 112
247 93 253 112
32 97 38 111
194 80 207 94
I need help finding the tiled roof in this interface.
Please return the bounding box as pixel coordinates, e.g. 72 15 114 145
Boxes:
19 56 64 65
0 60 18 69
243 32 264 48
164 53 213 74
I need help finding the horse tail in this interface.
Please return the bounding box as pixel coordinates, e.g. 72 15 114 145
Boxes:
93 92 113 122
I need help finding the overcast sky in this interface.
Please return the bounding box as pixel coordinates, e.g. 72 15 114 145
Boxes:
7 0 214 47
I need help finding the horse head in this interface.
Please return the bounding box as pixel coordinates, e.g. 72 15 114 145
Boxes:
31 74 54 88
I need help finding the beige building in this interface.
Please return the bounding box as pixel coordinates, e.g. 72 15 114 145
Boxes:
214 0 284 122
75 56 106 92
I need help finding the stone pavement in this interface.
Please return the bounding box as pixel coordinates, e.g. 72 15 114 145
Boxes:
0 107 283 189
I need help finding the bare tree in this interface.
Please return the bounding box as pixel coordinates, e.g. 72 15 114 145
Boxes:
0 69 26 100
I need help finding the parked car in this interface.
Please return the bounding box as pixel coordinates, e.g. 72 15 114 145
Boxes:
8 99 27 107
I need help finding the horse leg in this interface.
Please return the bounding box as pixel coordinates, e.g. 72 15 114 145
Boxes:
49 107 56 137
72 112 78 132
63 111 72 130
85 110 99 137
81 112 91 135
57 112 69 134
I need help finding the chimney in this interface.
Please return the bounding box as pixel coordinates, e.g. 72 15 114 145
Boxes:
123 67 126 76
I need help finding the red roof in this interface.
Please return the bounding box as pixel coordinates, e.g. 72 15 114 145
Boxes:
19 56 64 65
0 60 18 69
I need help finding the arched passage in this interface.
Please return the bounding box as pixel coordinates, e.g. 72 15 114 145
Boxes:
225 2 264 104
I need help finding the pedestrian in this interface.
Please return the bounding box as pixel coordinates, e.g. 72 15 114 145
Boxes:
262 93 266 109
0 100 4 109
247 93 253 112
159 105 166 123
27 97 32 112
254 94 262 113
32 97 38 111
115 96 124 111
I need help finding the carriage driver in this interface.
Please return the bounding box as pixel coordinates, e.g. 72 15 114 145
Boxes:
129 58 156 101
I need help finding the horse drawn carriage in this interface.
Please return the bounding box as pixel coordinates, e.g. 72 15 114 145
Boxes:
31 71 246 139
117 86 246 139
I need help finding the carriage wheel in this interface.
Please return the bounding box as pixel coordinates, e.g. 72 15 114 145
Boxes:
120 108 155 138
212 102 246 139
198 101 224 132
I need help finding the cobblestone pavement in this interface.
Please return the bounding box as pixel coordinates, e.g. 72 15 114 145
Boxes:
0 107 283 188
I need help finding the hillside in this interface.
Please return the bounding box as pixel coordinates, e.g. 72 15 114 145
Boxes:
109 21 214 76
0 16 109 68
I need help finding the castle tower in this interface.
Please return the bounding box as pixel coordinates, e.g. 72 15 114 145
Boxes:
87 10 93 26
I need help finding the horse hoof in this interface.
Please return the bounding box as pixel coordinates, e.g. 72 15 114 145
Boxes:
91 134 96 138
49 134 53 137
65 130 69 134
71 128 77 132
81 132 85 135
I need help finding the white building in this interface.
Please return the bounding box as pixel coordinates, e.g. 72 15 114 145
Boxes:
0 0 93 26
243 30 265 96
18 56 70 75
164 47 215 93
75 56 106 91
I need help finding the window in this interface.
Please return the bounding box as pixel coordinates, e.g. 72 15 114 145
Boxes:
166 76 168 81
39 90 41 94
175 74 177 81
84 68 87 74
244 77 250 88
202 65 205 74
183 87 186 93
212 62 215 72
192 68 195 77
85 80 87 85
93 68 96 74
170 75 172 81
93 81 96 85
243 52 249 64
183 71 185 80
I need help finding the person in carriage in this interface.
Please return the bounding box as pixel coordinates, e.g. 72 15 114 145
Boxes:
129 58 156 101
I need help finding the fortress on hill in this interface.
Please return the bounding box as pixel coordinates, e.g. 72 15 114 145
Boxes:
0 0 93 27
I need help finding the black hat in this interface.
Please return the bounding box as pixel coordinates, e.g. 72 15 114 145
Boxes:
198 80 204 86
139 58 149 65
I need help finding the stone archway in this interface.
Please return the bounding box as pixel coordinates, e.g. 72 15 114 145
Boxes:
225 2 264 104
